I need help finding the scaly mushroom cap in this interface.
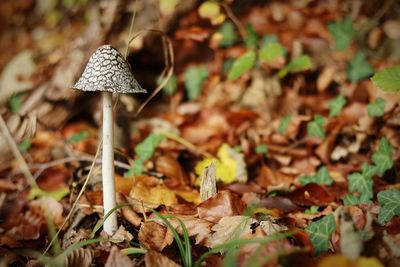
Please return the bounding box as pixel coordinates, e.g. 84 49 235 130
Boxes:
73 45 146 94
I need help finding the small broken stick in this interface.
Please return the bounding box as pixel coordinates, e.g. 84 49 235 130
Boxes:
200 161 217 201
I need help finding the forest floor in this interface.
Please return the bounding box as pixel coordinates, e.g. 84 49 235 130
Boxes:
1 0 400 266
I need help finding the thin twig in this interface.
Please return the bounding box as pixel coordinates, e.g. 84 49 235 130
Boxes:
221 2 247 40
43 141 102 255
127 29 174 117
164 132 213 158
0 114 38 189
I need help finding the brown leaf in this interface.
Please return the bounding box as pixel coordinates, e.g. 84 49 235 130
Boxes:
105 246 133 267
156 155 188 187
286 183 334 206
139 221 173 252
30 196 64 227
144 250 180 267
197 190 246 223
65 248 93 267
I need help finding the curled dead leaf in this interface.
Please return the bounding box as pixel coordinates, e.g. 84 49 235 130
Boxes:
65 248 93 267
197 190 246 223
145 250 180 267
105 246 133 267
139 221 173 252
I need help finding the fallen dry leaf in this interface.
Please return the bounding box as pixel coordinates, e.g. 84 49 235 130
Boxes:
139 221 173 252
145 250 180 267
105 246 133 267
197 190 246 223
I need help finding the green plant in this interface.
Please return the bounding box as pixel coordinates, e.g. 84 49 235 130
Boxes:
307 115 325 139
347 52 374 83
327 16 355 51
329 94 346 117
278 115 291 134
305 214 336 254
371 65 400 93
184 65 209 100
299 166 333 186
367 97 385 117
377 188 400 225
255 144 268 154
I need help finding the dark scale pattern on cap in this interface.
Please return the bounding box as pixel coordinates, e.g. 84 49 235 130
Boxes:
73 45 146 94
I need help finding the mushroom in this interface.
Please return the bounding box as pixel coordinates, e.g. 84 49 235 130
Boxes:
73 45 146 235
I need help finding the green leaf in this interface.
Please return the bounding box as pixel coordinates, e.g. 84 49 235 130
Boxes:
327 16 355 51
278 54 312 78
28 187 70 201
371 65 400 93
124 159 144 177
361 163 377 178
299 166 333 186
218 22 238 47
163 74 177 95
245 24 258 48
259 42 285 63
307 115 325 139
278 115 292 134
343 194 362 206
329 94 346 117
135 134 166 161
305 206 319 214
287 54 312 73
184 65 209 100
67 130 89 144
261 34 279 46
347 172 373 202
9 93 25 113
367 97 386 117
377 188 400 225
305 214 336 254
227 50 256 80
255 144 268 154
347 52 374 83
371 137 393 176
19 139 31 154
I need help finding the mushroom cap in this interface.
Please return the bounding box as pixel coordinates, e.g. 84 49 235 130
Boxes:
73 45 146 94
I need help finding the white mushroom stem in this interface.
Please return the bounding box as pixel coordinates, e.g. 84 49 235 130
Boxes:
102 91 118 235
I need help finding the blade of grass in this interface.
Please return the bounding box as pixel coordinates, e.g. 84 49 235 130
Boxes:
194 231 295 267
45 215 61 256
150 210 191 267
121 247 147 255
90 203 130 238
56 238 105 261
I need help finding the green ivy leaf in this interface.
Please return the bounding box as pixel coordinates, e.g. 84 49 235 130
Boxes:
67 130 89 144
377 188 400 225
19 139 31 154
327 16 355 51
371 137 393 176
124 159 145 177
348 172 373 202
278 115 292 134
227 50 256 80
9 93 25 113
163 74 177 95
255 144 268 154
259 42 285 63
367 97 386 117
307 115 325 139
184 65 209 100
286 54 312 73
278 54 312 78
245 24 258 48
329 94 346 117
135 134 166 161
261 34 279 46
343 194 362 206
362 163 377 178
305 214 336 254
218 21 238 47
371 65 400 93
299 166 333 186
347 52 374 83
305 206 319 214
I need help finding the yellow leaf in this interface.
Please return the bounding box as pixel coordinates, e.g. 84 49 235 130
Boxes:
318 255 384 267
198 1 225 25
130 176 177 206
159 0 178 16
194 144 247 184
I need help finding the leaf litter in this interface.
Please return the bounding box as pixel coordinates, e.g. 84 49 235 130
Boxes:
1 0 400 266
